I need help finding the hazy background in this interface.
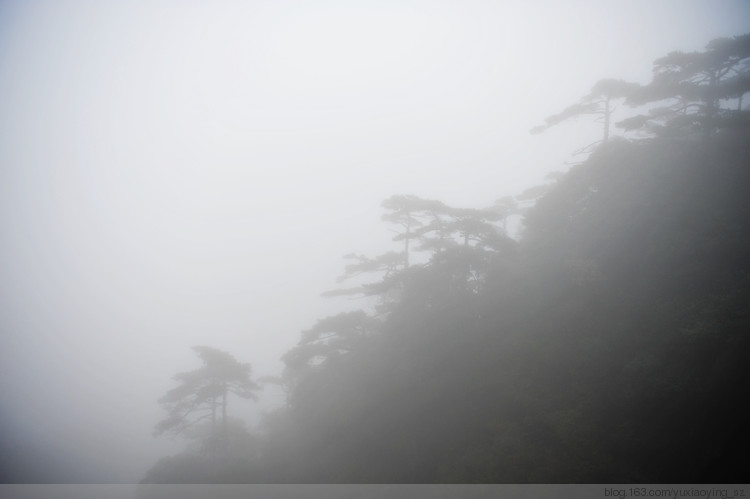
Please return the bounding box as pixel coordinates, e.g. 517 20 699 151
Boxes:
1 0 748 483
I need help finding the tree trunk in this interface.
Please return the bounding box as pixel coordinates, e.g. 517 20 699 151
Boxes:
211 395 216 432
222 386 228 445
704 71 719 139
404 220 411 269
210 395 217 459
603 96 611 143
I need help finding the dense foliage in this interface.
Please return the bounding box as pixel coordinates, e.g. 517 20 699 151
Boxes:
144 34 750 484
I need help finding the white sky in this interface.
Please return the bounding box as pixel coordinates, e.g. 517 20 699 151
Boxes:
1 0 748 483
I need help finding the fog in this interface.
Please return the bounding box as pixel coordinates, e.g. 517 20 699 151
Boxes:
1 0 748 483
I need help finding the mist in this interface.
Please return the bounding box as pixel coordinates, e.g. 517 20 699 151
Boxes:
1 0 749 485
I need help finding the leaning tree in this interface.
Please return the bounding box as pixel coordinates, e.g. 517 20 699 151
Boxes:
531 78 639 144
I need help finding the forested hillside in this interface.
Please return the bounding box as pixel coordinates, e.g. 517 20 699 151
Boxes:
143 35 750 484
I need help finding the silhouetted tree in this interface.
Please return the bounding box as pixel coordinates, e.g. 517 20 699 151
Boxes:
323 195 513 311
154 346 259 456
621 33 750 136
531 78 639 143
380 195 431 269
